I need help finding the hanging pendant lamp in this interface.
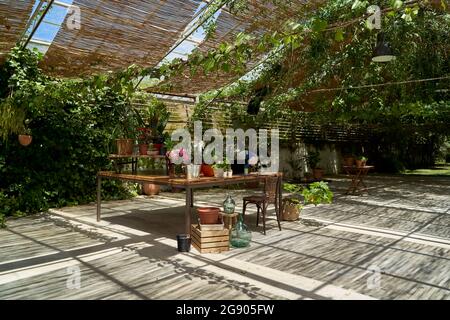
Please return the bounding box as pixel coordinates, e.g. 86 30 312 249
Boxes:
372 32 396 62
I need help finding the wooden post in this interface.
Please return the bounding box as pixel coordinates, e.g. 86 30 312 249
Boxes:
185 187 192 235
96 175 101 222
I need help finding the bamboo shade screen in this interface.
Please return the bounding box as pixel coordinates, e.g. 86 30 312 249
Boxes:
0 0 34 63
159 0 324 94
159 10 249 94
42 0 201 77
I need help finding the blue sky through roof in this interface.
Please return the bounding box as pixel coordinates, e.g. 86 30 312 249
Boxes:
26 0 218 67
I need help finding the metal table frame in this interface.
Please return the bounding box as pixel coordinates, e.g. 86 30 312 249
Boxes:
96 172 283 235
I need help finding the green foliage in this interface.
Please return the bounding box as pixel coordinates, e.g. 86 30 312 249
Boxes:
284 181 334 208
0 48 141 221
302 181 334 206
306 150 321 169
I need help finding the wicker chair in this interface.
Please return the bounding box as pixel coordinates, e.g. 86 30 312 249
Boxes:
242 176 282 235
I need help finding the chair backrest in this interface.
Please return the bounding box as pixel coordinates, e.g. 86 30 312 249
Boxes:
264 176 279 203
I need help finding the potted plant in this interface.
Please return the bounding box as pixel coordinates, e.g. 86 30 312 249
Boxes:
282 183 304 221
212 162 226 178
307 150 324 180
137 127 152 155
355 155 368 167
18 127 32 147
282 181 333 221
135 96 170 155
113 104 138 155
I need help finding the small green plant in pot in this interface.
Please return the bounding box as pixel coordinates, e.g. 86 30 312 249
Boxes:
307 150 324 180
212 160 230 178
282 183 304 221
283 181 333 221
355 155 368 167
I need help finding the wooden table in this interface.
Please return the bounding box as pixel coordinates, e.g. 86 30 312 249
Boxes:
343 165 374 195
96 171 282 235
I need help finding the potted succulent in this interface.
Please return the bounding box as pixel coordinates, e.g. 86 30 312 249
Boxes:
356 155 368 167
282 181 333 221
307 150 324 180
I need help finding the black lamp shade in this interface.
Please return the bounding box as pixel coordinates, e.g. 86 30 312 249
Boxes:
372 33 395 62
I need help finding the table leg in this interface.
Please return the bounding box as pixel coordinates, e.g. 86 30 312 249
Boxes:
96 176 101 222
277 176 282 231
185 187 192 235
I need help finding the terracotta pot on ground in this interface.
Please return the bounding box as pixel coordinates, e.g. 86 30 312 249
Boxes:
143 183 160 195
313 168 324 180
116 139 134 155
282 200 301 221
201 164 215 177
197 207 220 224
18 135 32 146
343 156 355 166
139 144 149 155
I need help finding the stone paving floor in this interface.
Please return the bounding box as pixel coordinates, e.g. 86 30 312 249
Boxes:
0 174 449 299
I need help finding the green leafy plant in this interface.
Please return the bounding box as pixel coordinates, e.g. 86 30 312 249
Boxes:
356 155 368 161
307 150 321 169
213 158 231 171
284 181 333 209
302 181 333 206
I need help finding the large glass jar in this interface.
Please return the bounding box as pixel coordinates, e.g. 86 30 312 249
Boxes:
223 194 236 214
230 214 252 248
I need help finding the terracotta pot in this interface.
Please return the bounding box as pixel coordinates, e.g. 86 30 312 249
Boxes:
143 183 160 195
154 143 163 154
139 144 148 155
343 156 354 166
282 201 301 221
355 160 366 168
197 207 220 224
313 168 324 180
18 135 32 147
201 164 215 177
116 139 134 155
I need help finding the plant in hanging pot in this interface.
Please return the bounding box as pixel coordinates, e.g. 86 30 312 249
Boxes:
18 127 32 147
307 150 324 180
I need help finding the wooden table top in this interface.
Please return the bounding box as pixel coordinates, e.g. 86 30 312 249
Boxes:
97 171 282 188
343 165 374 172
108 154 166 159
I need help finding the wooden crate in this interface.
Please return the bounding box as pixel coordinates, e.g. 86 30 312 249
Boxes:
191 224 230 254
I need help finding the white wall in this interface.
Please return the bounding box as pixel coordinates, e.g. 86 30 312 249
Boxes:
280 143 343 180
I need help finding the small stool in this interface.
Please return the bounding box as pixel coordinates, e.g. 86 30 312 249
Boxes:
220 212 238 231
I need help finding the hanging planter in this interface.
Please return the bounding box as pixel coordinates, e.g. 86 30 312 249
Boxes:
18 134 32 147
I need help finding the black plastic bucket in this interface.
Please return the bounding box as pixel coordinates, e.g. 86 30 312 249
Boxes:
177 234 191 252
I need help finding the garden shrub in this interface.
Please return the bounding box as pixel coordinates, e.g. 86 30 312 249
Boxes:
0 48 140 225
